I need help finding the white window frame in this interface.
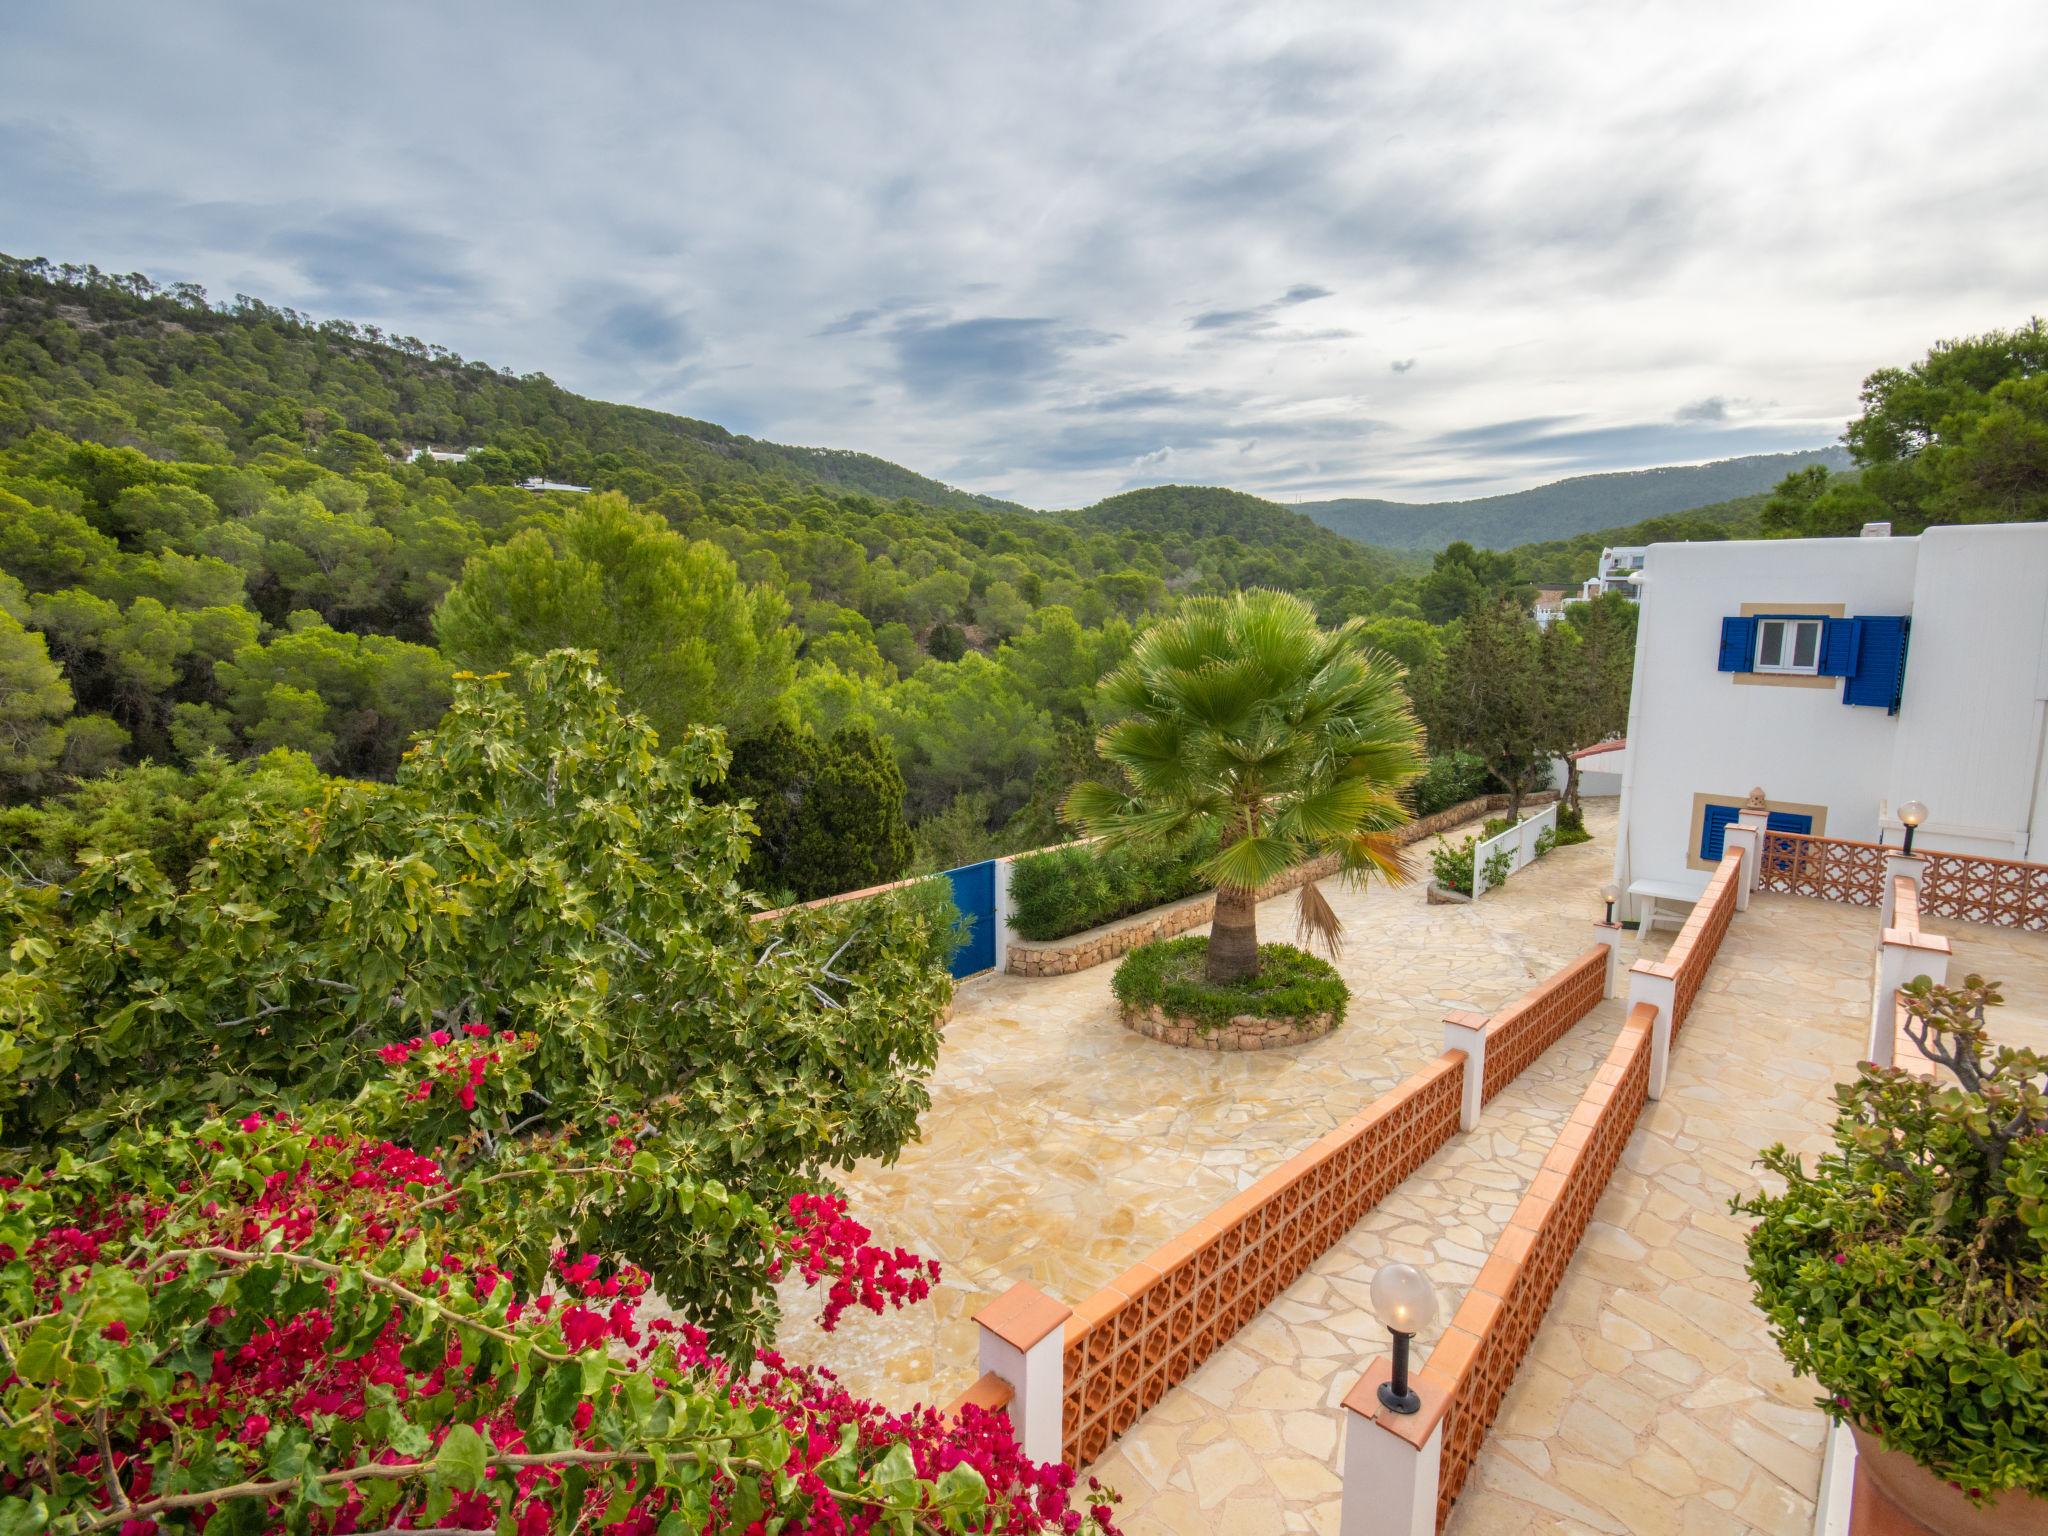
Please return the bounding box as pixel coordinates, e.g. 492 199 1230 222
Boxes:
1752 616 1824 675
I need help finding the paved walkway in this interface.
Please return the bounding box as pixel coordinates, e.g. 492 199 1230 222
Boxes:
1091 990 1629 1535
777 802 1625 1411
1438 891 1883 1536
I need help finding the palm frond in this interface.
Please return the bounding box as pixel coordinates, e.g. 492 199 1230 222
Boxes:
1206 831 1299 893
1295 878 1345 959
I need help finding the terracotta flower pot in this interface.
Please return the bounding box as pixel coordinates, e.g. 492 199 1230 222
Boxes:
1849 1426 2048 1536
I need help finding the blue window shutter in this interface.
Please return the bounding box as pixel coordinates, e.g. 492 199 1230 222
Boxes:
1843 616 1910 712
1817 618 1860 678
1765 810 1813 836
1717 616 1757 673
1700 803 1741 860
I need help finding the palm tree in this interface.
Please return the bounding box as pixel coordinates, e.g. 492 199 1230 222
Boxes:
1064 589 1425 986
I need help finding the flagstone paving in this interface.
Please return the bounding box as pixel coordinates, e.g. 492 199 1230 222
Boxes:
779 807 2048 1533
776 800 1626 1411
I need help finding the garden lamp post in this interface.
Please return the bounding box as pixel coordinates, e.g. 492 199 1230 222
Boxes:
1898 799 1927 855
1601 882 1619 925
1369 1262 1438 1414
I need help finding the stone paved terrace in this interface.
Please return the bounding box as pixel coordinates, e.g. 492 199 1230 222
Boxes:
777 800 1624 1409
781 811 2048 1533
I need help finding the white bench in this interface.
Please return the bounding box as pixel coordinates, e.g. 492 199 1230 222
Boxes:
1629 877 1709 933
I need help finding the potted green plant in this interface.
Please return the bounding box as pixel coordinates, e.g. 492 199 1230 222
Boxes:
1736 977 2047 1532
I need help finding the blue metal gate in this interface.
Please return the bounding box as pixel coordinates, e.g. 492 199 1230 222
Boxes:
943 859 997 978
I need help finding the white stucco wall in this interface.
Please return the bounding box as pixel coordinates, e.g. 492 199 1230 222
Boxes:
1612 525 2048 916
1886 524 2048 857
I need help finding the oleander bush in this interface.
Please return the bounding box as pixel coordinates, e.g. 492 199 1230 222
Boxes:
1430 835 1478 895
1409 751 1500 817
1736 977 2047 1505
1111 935 1347 1032
1005 826 1219 941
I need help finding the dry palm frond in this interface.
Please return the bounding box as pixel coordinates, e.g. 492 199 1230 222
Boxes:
1348 830 1414 886
1295 878 1345 959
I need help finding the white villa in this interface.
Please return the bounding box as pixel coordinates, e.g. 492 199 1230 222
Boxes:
1577 544 1646 601
1611 520 2048 924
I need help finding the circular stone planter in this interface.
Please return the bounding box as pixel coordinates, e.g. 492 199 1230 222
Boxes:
1118 1001 1339 1052
1850 1427 2048 1536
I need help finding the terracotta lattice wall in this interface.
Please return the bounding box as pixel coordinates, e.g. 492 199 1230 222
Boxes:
1479 947 1608 1103
1918 848 2048 932
1423 1003 1658 1527
1057 937 1610 1468
1756 831 1885 907
1060 1054 1464 1466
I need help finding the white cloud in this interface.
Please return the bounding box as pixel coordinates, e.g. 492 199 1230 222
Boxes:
2 0 2044 507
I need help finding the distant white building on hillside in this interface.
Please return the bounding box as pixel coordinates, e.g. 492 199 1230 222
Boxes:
1578 545 1646 602
519 477 592 493
1531 585 1572 630
1611 521 2048 923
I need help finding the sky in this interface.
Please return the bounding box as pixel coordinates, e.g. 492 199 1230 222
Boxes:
4 1 2045 510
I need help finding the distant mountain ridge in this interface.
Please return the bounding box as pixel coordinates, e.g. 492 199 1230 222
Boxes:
1290 448 1854 551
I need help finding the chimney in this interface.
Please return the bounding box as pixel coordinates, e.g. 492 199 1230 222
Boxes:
1861 522 1892 538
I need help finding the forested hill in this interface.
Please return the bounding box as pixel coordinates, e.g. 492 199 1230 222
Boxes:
1294 448 1853 551
0 257 1416 881
0 256 1022 514
1070 484 1426 568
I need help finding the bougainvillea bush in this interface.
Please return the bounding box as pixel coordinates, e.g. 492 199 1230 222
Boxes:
0 1033 1119 1536
0 653 956 1353
1736 977 2047 1503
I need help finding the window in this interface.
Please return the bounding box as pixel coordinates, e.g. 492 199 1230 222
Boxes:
1753 616 1823 674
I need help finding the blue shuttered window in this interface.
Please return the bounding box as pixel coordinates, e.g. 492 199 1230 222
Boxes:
1715 611 1911 712
1716 616 1757 672
1699 805 1815 862
1817 618 1860 677
1842 616 1910 713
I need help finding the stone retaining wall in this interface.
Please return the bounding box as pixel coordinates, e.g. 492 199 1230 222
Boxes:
1118 1001 1340 1051
1007 791 1554 977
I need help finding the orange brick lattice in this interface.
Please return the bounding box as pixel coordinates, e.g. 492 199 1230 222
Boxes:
1480 948 1607 1103
1759 833 2048 932
1918 849 2048 932
1060 1056 1463 1466
1755 831 1885 907
1424 1006 1657 1528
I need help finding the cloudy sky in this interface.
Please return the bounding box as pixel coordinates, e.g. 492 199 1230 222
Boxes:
5 2 2044 509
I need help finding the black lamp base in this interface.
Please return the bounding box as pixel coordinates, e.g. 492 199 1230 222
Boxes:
1378 1379 1421 1414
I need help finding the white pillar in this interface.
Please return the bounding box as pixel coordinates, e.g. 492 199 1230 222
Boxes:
1441 1011 1489 1131
1723 824 1759 912
992 856 1016 975
1591 920 1623 997
1735 804 1770 903
1880 854 1924 930
1627 962 1677 1100
1339 1363 1446 1536
1868 931 1951 1069
972 1282 1071 1464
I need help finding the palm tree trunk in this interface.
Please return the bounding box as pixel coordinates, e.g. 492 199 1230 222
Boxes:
1207 884 1260 984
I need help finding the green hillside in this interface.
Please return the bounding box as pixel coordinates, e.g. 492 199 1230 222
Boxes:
1294 448 1853 552
0 258 1419 873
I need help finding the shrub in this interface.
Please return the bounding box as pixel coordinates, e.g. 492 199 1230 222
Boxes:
1410 750 1499 817
1482 844 1513 888
1533 826 1557 858
1431 835 1477 895
1007 826 1219 941
0 1051 1118 1536
0 653 955 1354
1554 800 1593 846
1481 815 1514 839
1735 977 2048 1503
1111 934 1347 1032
